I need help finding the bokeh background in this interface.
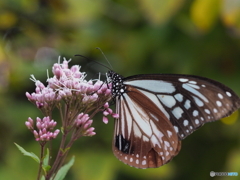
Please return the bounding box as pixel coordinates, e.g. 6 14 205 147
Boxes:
0 0 240 180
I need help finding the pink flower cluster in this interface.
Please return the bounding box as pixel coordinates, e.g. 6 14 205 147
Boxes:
26 78 58 109
26 57 117 140
26 117 60 141
75 113 95 136
26 59 112 110
47 59 112 103
102 103 119 124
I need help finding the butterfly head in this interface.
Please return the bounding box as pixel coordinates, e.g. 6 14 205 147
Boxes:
106 70 126 97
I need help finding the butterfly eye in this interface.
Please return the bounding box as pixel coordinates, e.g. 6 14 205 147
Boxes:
108 71 240 168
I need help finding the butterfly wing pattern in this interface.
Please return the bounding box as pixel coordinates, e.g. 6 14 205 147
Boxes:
107 71 240 168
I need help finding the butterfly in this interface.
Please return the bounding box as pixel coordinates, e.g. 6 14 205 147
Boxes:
106 70 240 168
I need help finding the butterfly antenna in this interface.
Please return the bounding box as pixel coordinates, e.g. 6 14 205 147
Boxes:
75 54 111 70
96 47 113 69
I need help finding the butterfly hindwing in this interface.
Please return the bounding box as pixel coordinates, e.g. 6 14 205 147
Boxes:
113 86 181 168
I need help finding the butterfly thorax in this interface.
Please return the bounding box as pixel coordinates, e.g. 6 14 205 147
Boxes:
107 71 127 97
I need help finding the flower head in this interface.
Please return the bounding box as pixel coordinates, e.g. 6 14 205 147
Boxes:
26 57 113 117
26 57 117 141
26 117 60 142
74 113 96 137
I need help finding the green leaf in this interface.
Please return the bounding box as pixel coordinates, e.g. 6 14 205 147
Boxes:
43 148 50 165
50 156 75 180
42 148 51 174
14 143 40 163
60 147 71 154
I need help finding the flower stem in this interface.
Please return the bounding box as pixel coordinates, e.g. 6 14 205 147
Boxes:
45 131 68 180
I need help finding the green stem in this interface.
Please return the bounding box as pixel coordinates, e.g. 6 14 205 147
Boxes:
45 132 68 180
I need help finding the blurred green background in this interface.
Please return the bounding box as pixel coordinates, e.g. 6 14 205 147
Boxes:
0 0 240 180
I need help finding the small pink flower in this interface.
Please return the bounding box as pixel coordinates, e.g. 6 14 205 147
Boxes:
25 117 34 130
102 116 108 124
112 113 119 118
86 127 96 136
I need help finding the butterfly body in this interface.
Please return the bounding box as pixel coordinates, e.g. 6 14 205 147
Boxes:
106 70 240 168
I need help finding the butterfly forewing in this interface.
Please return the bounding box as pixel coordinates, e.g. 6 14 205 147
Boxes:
107 71 240 168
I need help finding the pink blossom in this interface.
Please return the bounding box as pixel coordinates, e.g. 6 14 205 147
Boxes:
102 116 109 124
74 113 96 137
26 57 118 141
25 116 60 142
25 117 34 130
27 58 112 110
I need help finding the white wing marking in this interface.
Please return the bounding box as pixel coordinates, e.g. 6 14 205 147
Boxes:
123 94 153 137
124 80 175 93
133 122 142 138
137 89 170 119
182 84 209 102
157 95 176 108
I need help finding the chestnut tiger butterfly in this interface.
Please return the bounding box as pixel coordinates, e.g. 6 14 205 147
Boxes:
106 70 240 168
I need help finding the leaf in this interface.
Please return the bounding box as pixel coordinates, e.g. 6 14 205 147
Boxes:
43 148 50 165
14 143 40 163
60 147 71 154
50 156 75 180
42 148 51 174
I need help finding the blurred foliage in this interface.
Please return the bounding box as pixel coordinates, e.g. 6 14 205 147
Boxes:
0 0 240 180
